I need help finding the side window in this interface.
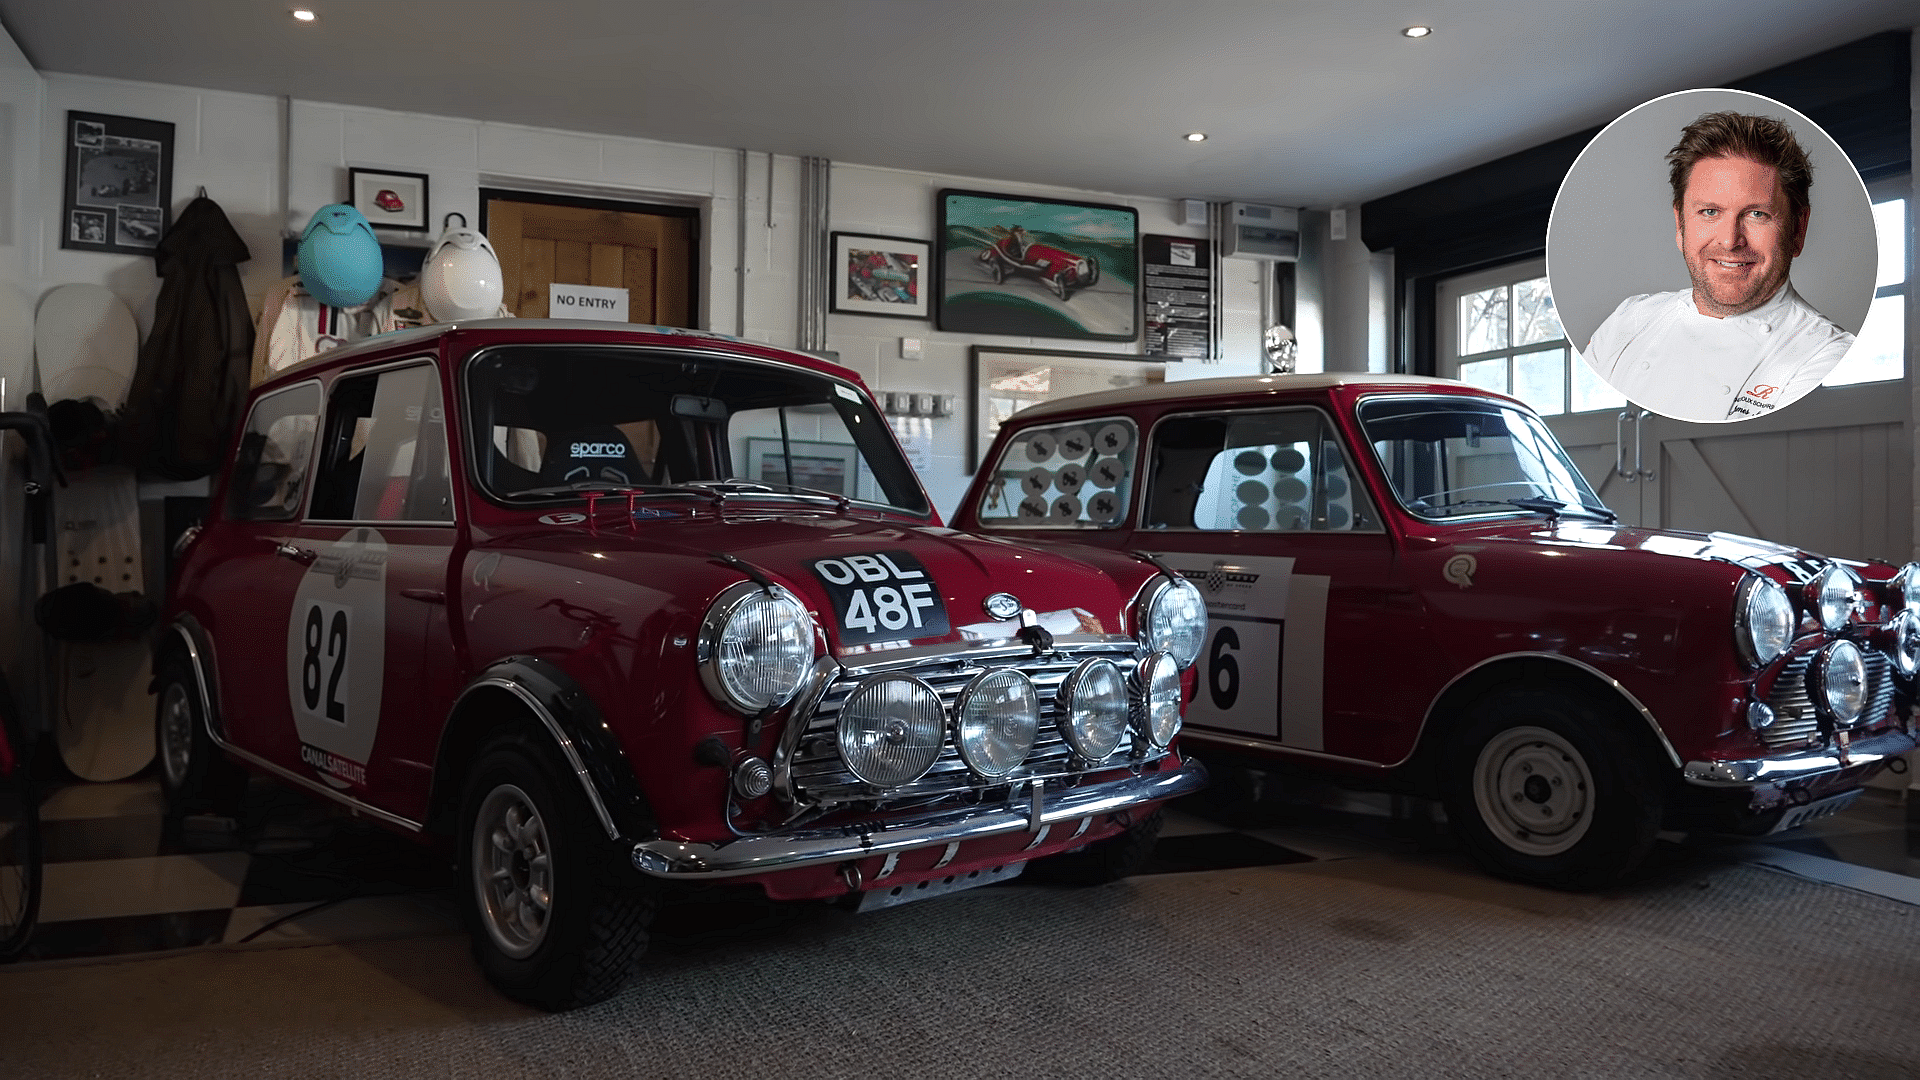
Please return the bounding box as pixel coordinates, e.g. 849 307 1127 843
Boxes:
309 362 453 522
1146 408 1375 532
975 418 1135 528
225 383 321 522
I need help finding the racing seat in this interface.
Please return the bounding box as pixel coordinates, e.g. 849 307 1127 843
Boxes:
539 426 647 487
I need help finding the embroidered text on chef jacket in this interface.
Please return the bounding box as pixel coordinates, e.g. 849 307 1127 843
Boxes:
1583 281 1853 423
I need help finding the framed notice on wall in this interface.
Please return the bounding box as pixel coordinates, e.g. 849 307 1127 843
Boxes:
1143 234 1211 359
62 111 175 255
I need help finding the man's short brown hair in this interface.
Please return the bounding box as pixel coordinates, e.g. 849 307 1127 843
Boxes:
1666 111 1813 228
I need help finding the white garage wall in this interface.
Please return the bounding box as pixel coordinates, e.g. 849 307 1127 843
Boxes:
20 70 1272 518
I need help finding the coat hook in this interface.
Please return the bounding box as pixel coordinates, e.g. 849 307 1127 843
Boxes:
196 185 207 198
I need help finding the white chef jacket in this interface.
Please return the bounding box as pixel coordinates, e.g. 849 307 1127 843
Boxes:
1583 282 1854 423
249 278 511 385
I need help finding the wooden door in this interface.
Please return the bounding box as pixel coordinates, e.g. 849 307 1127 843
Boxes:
485 198 695 327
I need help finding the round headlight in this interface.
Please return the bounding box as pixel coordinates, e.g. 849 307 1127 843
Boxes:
1057 658 1128 761
1809 639 1867 727
1890 609 1920 679
1139 574 1206 669
1806 564 1858 633
1894 563 1920 609
699 582 815 713
953 669 1038 778
1733 573 1793 669
837 674 945 787
1136 651 1182 749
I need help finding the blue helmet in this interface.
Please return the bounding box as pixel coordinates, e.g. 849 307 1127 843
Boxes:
296 204 383 307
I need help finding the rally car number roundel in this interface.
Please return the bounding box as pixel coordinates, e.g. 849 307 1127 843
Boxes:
284 528 387 788
808 550 950 645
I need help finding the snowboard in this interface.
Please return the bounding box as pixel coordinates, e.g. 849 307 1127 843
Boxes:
36 284 151 782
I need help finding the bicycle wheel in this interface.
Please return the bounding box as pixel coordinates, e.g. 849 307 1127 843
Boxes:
0 672 42 962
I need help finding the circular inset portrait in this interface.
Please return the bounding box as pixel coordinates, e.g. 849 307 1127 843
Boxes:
1547 89 1875 423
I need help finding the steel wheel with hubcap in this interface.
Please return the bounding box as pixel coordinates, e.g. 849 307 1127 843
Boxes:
1471 725 1595 858
458 732 655 1010
1444 685 1661 891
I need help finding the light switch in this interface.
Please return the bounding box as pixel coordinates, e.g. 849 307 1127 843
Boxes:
900 337 922 360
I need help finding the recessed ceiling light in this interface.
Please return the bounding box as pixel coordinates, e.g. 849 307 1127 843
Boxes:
291 9 317 22
1184 132 1208 143
1402 25 1432 38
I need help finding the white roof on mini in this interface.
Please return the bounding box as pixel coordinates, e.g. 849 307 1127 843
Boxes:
1010 372 1474 421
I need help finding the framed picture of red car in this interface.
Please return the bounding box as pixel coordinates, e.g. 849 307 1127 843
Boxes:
937 189 1139 342
348 167 429 231
829 232 930 320
61 111 175 254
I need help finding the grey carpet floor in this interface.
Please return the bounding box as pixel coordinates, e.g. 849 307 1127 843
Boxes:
1 848 1917 1079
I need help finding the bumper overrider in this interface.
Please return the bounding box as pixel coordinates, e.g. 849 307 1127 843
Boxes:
630 759 1207 879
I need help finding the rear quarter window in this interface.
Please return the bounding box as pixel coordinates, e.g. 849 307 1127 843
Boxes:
975 417 1135 528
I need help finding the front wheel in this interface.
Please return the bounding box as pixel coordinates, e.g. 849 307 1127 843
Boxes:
1443 686 1661 891
154 658 244 816
1029 808 1163 885
982 254 1006 284
459 733 656 1010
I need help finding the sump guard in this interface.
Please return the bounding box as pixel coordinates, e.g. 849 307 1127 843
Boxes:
855 860 1025 912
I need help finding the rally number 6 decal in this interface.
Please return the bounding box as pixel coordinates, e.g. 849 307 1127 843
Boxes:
300 601 351 724
1208 626 1240 711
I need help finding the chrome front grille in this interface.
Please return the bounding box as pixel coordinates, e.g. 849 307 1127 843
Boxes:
1762 648 1895 749
781 642 1164 809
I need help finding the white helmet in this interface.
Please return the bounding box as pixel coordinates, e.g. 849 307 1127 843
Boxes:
420 225 504 321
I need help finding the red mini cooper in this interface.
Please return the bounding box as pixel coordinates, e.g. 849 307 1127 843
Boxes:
955 373 1919 891
157 320 1207 1008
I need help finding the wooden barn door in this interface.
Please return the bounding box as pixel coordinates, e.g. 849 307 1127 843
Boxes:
482 192 697 327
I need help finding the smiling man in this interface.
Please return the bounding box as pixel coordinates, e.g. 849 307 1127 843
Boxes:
1584 111 1854 422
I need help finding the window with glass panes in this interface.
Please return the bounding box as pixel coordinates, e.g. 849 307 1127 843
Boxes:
1822 184 1907 386
1446 266 1622 417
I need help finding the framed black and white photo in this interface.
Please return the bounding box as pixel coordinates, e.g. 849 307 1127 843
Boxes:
829 232 930 319
62 111 175 254
348 168 430 231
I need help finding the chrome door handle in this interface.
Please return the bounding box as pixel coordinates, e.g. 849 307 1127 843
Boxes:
1615 411 1635 481
1636 409 1655 480
273 541 316 565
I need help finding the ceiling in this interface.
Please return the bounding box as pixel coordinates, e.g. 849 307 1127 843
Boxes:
4 1 1919 208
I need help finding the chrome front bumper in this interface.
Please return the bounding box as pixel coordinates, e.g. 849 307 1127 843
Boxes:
1682 727 1917 787
630 760 1208 880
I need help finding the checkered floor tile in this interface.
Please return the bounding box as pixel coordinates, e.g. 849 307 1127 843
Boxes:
11 771 1918 965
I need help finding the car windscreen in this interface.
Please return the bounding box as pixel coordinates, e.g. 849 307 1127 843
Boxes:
464 345 930 515
1356 396 1608 521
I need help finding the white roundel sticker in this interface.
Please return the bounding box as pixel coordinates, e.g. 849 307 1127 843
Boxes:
285 528 387 789
1058 428 1092 458
1022 467 1053 497
1025 433 1057 462
1095 423 1131 454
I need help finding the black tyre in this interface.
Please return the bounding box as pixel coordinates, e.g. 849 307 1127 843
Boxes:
154 657 244 816
1083 256 1100 289
1442 686 1661 891
459 732 656 1011
985 257 1005 284
1030 808 1163 886
1048 273 1067 300
0 672 40 962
